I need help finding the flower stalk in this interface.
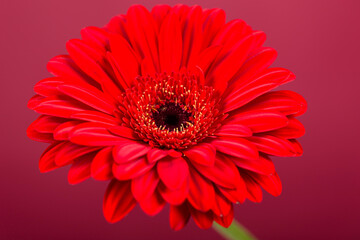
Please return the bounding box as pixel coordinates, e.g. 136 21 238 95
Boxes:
213 220 257 240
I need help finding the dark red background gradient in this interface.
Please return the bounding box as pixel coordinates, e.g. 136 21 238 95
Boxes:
1 0 359 239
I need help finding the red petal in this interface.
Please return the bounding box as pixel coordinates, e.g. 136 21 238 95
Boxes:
181 6 203 68
151 5 171 32
268 117 305 139
105 14 128 36
80 26 109 51
131 169 159 202
192 153 244 189
189 207 214 229
183 143 216 166
108 34 140 88
240 172 263 202
157 157 189 189
68 153 95 184
91 147 114 181
108 125 140 140
103 180 136 223
212 137 259 160
212 191 232 217
58 83 115 114
195 45 222 75
207 34 255 95
34 77 64 97
66 39 121 99
139 191 165 216
158 180 188 205
223 68 295 113
248 172 282 196
147 148 168 163
226 47 277 88
231 154 275 175
28 94 45 110
212 19 251 48
71 111 119 126
226 110 288 133
169 204 191 231
70 122 130 146
214 205 234 228
188 166 215 211
39 142 67 173
289 139 303 156
33 96 92 118
26 128 53 143
247 134 298 157
46 55 97 87
113 142 150 164
217 184 246 204
159 11 182 72
55 141 99 166
53 121 82 140
112 156 155 180
202 8 225 48
126 5 159 71
214 124 252 138
29 115 66 133
240 90 307 117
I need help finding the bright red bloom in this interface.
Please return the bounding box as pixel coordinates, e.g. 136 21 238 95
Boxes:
27 5 306 230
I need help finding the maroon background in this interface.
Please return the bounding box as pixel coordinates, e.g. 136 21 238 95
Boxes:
1 0 359 239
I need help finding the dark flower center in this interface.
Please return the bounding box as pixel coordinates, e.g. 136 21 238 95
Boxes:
152 102 192 132
116 72 224 149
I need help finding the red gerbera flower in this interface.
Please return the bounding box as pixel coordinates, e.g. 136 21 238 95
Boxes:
27 4 306 230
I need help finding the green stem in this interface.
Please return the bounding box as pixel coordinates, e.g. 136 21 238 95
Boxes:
212 220 257 240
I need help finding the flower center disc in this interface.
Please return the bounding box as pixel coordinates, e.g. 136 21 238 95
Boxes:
152 102 192 132
116 71 224 149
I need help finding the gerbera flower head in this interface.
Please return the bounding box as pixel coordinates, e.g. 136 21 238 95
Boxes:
27 4 307 230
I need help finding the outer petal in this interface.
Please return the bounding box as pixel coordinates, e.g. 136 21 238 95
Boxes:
147 148 169 163
192 153 244 189
225 110 288 133
212 137 259 160
189 207 214 229
231 154 275 175
91 147 114 180
158 180 188 205
70 122 131 146
239 90 307 117
68 153 95 184
169 203 191 231
240 171 263 202
187 166 215 212
126 5 159 71
112 156 155 180
39 142 67 173
212 191 232 217
157 157 189 190
267 117 305 139
159 11 182 72
247 172 282 197
139 191 165 216
183 143 216 166
103 180 136 223
57 83 115 114
214 124 252 138
214 205 234 228
131 168 159 202
55 142 99 166
223 68 295 113
247 134 298 157
113 142 150 164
